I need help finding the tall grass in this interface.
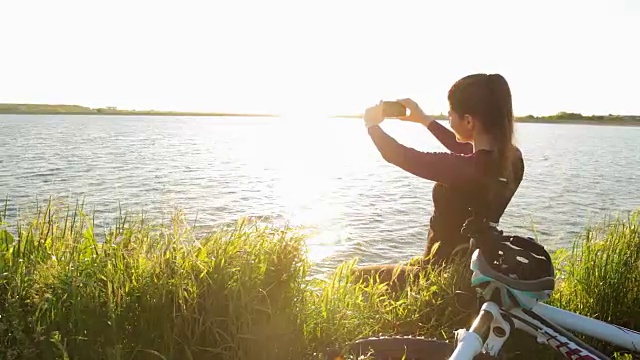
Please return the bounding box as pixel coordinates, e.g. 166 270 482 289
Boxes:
549 210 640 355
0 201 309 359
0 200 638 359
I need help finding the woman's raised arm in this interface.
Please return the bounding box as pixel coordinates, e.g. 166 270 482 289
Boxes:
425 120 474 155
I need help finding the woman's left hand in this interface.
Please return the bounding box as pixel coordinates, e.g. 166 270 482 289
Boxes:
363 102 384 129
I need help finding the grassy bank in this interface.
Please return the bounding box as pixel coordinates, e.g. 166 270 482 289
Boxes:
0 201 638 359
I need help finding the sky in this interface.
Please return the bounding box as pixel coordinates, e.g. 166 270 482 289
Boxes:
1 0 639 117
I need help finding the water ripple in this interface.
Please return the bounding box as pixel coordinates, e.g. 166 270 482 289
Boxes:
1 115 639 275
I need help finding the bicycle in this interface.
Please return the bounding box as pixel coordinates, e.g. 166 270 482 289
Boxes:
325 217 640 359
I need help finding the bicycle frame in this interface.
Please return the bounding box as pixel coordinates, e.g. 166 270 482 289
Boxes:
450 300 640 359
531 303 640 352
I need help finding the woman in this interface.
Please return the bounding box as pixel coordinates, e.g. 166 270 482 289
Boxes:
356 73 525 284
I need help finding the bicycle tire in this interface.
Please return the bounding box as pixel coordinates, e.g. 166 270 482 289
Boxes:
326 336 496 360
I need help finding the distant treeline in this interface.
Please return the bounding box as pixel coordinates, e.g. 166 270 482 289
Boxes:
0 103 96 114
0 103 275 117
334 111 640 123
518 111 640 122
1 104 638 123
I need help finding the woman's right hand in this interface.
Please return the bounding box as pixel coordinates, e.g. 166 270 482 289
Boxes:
397 98 434 126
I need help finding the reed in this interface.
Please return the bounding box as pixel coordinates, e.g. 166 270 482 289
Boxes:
0 200 638 359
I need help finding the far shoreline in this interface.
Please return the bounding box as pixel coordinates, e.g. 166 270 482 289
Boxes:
3 112 640 127
1 103 639 127
513 117 640 127
0 111 277 118
331 115 640 127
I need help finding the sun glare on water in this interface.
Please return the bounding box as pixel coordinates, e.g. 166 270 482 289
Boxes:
264 112 353 264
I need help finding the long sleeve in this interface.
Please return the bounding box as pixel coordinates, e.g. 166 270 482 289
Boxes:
367 125 478 186
426 121 473 155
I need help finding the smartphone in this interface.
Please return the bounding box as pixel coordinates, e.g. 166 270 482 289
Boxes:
381 101 406 118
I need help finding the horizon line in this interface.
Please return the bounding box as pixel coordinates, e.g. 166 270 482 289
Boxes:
0 102 639 118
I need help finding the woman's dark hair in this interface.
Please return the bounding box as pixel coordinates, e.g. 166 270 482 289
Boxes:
447 73 515 184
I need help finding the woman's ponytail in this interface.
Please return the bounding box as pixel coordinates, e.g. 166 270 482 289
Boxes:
486 73 515 186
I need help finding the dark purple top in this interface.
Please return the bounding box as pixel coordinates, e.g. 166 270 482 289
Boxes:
367 121 524 261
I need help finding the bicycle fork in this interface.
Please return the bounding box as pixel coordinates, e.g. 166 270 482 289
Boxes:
449 301 611 360
449 301 513 359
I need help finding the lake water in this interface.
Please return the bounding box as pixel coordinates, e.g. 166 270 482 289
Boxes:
1 115 639 275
